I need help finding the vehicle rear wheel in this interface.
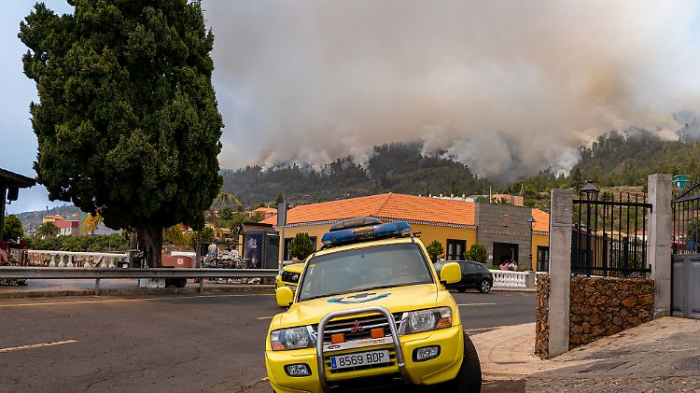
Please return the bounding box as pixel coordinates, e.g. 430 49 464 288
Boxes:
478 279 491 294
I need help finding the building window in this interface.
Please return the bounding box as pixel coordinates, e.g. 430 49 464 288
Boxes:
446 239 467 260
537 246 550 272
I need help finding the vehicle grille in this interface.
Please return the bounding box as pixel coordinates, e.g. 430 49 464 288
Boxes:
321 312 403 344
281 271 300 283
320 312 404 375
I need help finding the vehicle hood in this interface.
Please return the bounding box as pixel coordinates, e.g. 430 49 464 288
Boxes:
279 283 439 328
283 263 304 274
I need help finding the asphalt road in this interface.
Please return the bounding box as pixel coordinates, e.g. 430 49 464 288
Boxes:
0 290 535 393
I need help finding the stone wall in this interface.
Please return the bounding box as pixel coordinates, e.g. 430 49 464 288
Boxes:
535 274 550 359
569 276 654 349
535 274 655 358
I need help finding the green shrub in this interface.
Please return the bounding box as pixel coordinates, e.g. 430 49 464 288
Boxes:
290 233 315 261
465 242 488 263
426 240 444 262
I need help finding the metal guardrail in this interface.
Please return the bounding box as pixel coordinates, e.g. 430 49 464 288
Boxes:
0 267 278 279
0 267 279 295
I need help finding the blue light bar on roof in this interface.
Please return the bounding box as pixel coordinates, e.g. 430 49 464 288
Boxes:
321 221 412 247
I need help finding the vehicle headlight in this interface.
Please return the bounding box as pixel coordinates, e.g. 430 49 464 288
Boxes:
270 326 315 351
404 307 452 334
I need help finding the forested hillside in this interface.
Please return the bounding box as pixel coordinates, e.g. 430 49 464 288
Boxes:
221 143 493 206
15 205 81 235
574 129 700 186
223 130 700 208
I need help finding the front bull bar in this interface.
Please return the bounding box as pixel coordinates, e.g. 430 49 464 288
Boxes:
315 306 409 392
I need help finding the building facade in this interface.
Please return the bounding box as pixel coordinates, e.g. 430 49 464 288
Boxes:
55 220 80 236
263 193 550 270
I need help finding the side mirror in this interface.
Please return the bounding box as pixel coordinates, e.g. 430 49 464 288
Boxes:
439 262 461 285
276 286 294 308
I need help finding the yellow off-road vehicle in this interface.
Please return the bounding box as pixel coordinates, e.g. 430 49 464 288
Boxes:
275 262 304 294
265 218 482 392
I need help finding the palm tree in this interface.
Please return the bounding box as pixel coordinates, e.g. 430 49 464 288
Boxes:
36 222 59 238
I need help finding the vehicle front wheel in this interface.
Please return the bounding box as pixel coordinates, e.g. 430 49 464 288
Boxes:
457 286 467 293
454 332 482 392
478 279 492 294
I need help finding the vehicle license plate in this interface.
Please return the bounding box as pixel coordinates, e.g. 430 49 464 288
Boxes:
329 350 390 370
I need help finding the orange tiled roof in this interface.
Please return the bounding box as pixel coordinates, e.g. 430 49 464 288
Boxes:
531 209 550 234
262 193 477 228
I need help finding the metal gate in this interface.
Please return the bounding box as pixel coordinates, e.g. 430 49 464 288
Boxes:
572 186 652 278
672 180 700 318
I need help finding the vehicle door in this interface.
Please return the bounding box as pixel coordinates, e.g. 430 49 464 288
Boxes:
459 261 476 286
465 262 484 286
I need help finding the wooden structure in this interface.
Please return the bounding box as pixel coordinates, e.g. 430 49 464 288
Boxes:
0 168 36 243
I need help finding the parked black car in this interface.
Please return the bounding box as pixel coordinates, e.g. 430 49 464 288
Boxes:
433 260 493 293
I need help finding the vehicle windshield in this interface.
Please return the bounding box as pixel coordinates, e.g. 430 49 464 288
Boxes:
297 243 434 302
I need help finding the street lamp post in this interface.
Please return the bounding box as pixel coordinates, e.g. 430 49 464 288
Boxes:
528 216 536 270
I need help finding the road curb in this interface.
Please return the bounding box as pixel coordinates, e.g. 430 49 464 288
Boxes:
491 288 537 293
0 285 275 299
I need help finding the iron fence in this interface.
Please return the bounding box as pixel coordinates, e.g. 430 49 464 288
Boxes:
571 190 652 278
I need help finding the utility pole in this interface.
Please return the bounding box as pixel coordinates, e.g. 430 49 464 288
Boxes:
277 201 287 269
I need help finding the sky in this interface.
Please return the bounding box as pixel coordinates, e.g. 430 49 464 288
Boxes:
3 1 700 215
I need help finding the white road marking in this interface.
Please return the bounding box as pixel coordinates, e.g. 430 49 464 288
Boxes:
256 316 274 320
0 340 77 353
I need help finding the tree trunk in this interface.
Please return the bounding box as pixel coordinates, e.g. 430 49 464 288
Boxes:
138 223 163 268
195 231 202 268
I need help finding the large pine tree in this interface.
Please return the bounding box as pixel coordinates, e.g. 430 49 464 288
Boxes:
20 0 223 266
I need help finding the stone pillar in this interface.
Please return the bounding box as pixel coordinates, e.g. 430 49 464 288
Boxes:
526 270 536 289
548 189 572 358
648 174 672 318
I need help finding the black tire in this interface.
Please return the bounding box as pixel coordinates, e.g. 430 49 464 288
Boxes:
457 286 467 293
456 332 482 392
478 279 492 294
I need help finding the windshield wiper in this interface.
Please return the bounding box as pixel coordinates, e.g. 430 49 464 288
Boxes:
362 282 431 291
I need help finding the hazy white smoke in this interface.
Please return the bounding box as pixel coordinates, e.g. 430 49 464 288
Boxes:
204 0 700 178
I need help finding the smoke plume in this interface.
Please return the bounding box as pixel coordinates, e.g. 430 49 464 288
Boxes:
203 0 700 179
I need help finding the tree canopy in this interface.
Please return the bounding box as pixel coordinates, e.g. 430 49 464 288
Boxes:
20 0 223 266
3 215 24 241
36 222 59 238
289 232 314 261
